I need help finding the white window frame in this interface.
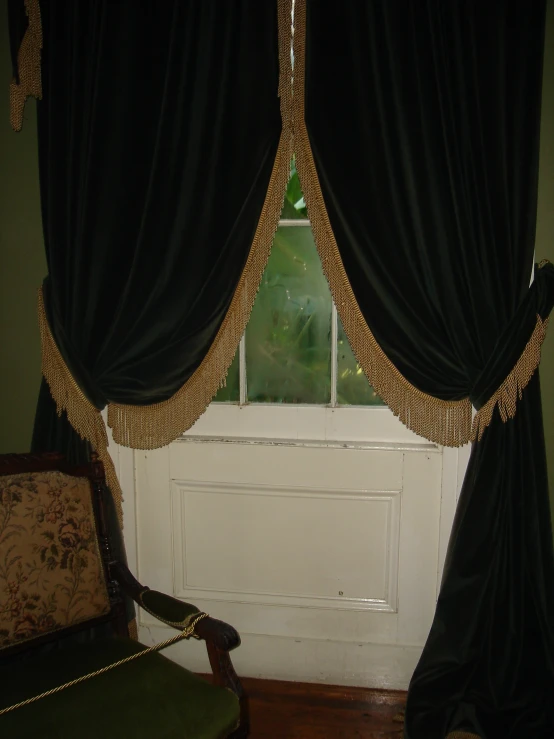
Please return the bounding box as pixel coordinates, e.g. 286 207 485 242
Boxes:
185 218 431 447
112 192 472 613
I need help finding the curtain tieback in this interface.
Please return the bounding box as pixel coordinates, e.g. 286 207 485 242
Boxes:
470 260 553 441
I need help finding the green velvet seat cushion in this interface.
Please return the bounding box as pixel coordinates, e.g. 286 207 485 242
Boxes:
0 637 239 739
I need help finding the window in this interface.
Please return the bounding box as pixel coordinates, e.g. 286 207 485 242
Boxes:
214 162 384 408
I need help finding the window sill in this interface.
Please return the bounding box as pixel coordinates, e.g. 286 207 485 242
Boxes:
183 403 435 448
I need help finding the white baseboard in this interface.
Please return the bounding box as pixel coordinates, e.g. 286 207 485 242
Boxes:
138 623 420 690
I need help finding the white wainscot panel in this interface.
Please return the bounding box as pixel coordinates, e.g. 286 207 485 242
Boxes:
171 481 401 612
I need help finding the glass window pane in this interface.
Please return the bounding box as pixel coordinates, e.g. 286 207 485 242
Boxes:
336 318 384 406
213 349 240 402
246 226 332 404
280 160 307 220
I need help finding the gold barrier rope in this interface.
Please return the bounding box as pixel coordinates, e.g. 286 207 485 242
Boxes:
0 613 208 717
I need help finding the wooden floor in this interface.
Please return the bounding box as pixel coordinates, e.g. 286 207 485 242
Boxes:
242 677 406 739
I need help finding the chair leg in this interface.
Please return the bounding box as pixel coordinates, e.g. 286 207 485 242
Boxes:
206 642 249 737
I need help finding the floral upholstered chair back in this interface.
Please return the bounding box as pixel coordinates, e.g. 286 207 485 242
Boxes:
0 471 111 650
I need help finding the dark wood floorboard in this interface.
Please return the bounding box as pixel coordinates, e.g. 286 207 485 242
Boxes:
241 677 406 739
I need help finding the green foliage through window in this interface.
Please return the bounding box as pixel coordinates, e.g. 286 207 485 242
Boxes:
246 226 331 404
214 164 384 407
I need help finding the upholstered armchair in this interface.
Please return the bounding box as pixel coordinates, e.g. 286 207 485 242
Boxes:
0 452 247 738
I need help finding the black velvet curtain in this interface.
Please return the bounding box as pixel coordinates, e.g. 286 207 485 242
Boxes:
32 0 280 419
303 1 554 737
7 0 27 84
12 0 283 625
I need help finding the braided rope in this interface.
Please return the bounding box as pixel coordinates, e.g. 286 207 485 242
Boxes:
0 613 208 717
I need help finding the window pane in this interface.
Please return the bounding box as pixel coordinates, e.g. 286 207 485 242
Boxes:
336 318 384 406
246 226 332 404
213 349 240 402
280 160 307 220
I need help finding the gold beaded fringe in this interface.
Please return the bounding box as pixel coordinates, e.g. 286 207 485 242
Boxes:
38 289 124 527
107 0 294 450
471 314 549 441
10 0 42 132
292 0 472 448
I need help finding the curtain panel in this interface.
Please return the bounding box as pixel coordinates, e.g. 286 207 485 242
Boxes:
295 1 554 737
9 0 293 524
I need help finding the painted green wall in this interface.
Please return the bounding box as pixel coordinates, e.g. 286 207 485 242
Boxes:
538 1 554 505
0 8 46 453
0 5 552 493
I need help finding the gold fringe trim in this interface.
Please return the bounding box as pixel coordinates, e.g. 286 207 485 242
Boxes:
471 314 549 441
107 0 294 450
10 0 42 132
128 617 139 641
38 290 124 527
291 0 472 448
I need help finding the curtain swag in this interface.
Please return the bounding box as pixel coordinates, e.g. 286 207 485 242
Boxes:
9 0 42 132
292 0 549 449
30 0 294 525
107 0 293 451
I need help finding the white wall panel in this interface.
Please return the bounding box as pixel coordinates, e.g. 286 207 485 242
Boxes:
171 481 400 611
134 438 451 688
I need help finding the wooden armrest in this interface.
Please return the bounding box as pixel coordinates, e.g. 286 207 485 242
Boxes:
109 561 249 732
110 561 240 651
